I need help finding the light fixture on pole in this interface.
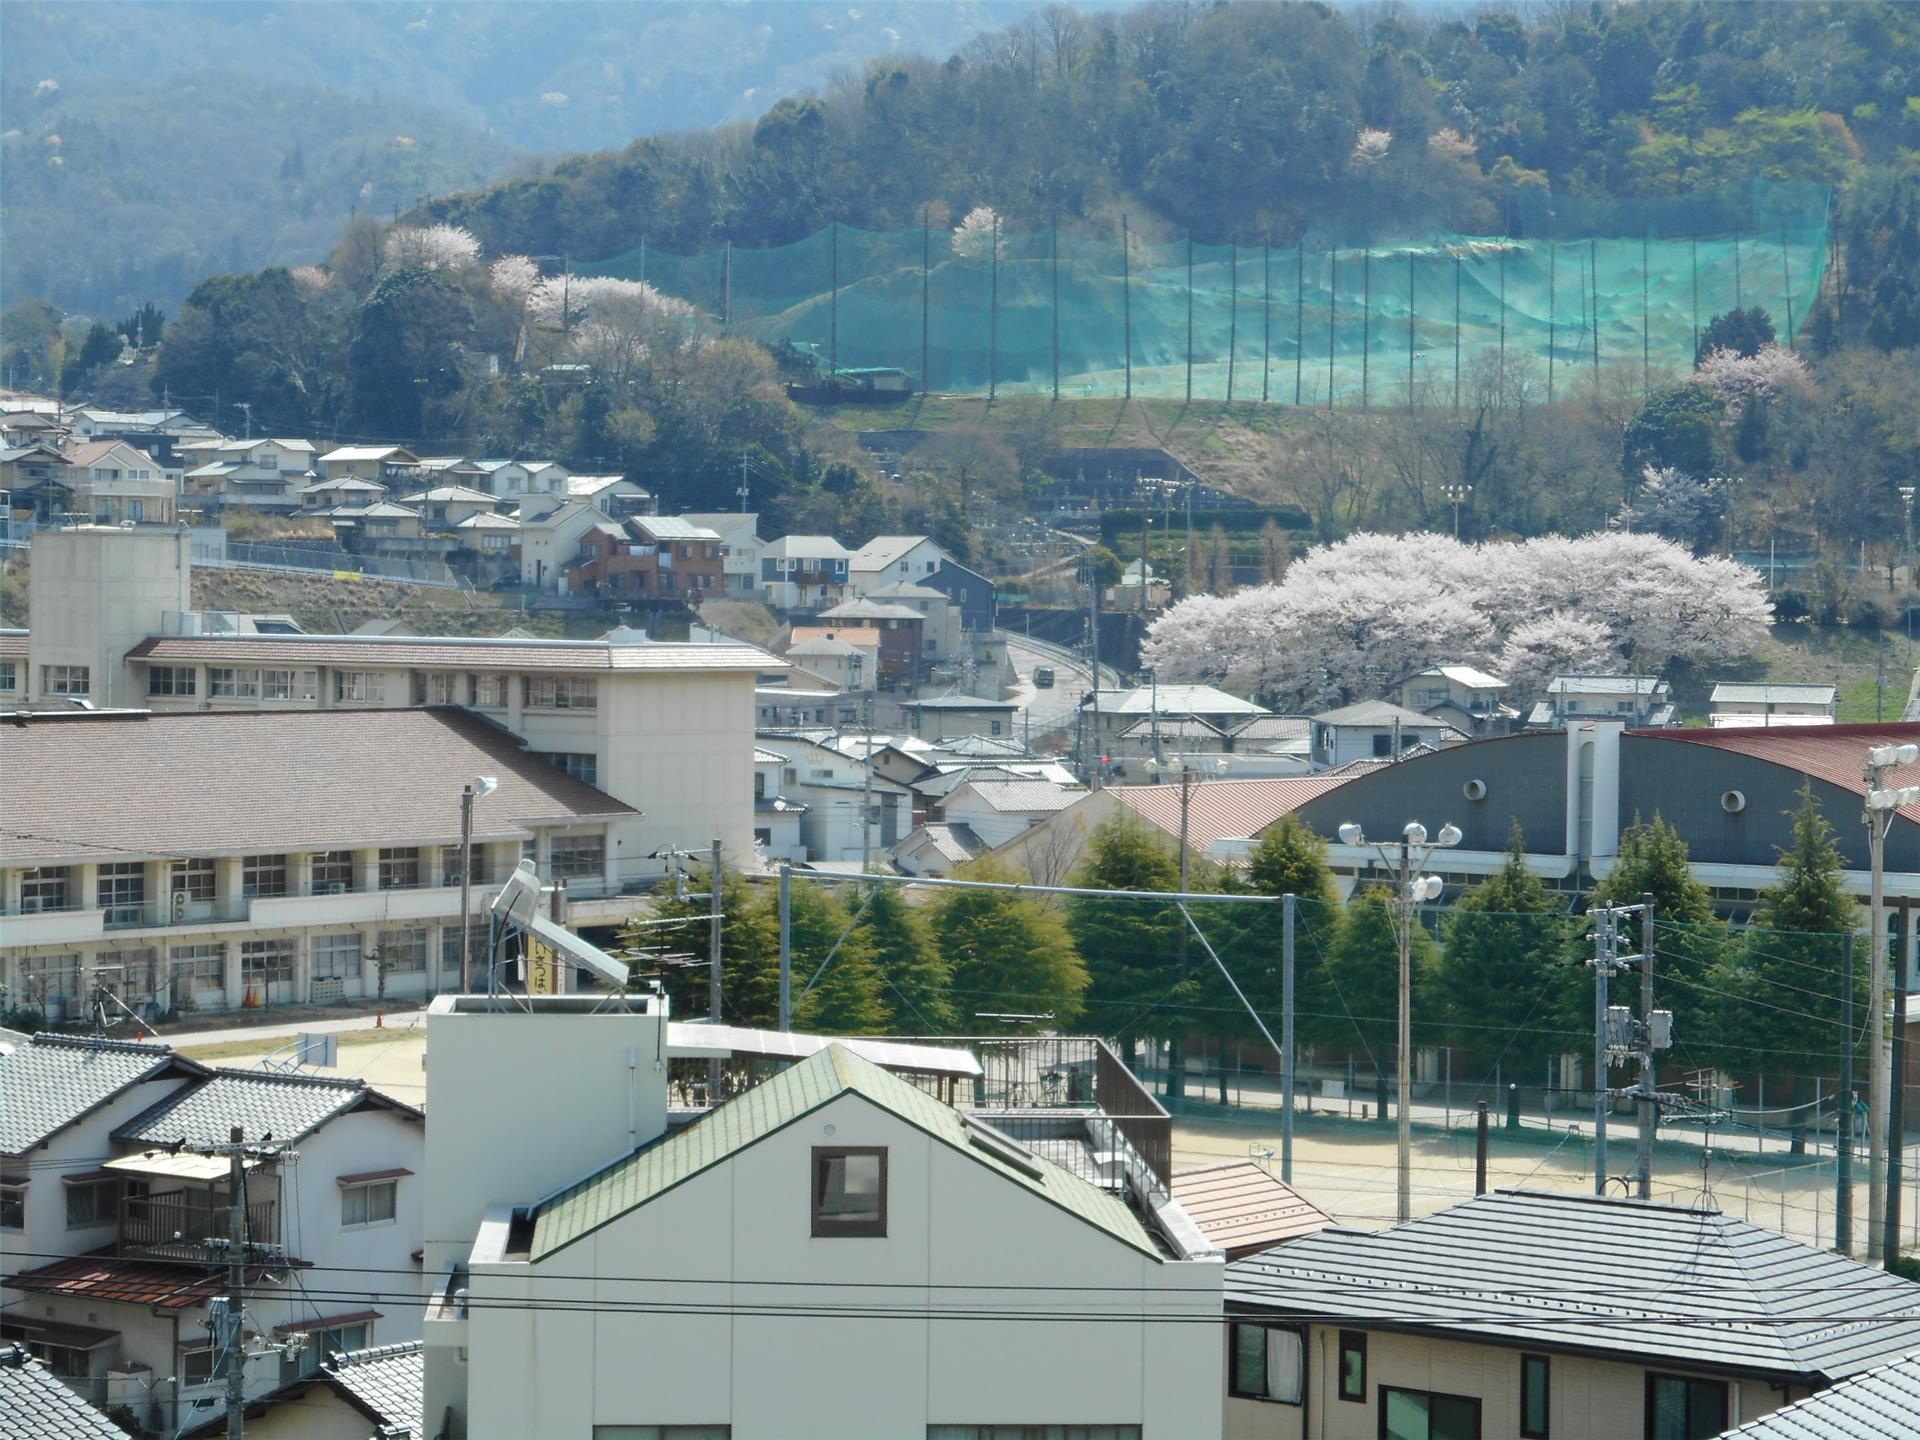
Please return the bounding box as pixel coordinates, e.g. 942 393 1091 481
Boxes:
1146 754 1230 1101
459 775 499 992
1438 482 1473 538
1337 818 1462 1223
1864 740 1919 1265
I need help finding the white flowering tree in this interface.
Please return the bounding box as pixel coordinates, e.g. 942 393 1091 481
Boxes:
1142 531 1772 710
1618 465 1724 551
1695 342 1812 416
525 274 703 385
382 223 481 271
488 253 541 308
951 205 999 262
1498 612 1621 700
1350 127 1393 168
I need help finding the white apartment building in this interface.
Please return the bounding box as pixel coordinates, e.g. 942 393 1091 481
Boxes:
419 996 1224 1440
0 707 638 1023
0 1038 424 1435
679 512 762 595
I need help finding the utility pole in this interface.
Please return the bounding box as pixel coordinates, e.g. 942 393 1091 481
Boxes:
860 698 875 874
225 1124 248 1440
1593 906 1615 1195
1087 554 1103 789
1839 929 1855 1255
708 837 724 1099
777 863 793 1030
1590 900 1660 1197
1635 896 1660 1199
1863 741 1920 1262
1122 215 1132 402
1887 959 1909 1267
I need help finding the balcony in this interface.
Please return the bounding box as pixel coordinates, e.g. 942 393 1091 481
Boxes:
120 1193 279 1262
104 896 252 931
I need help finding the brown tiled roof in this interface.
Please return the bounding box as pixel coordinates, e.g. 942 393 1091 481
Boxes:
1171 1160 1333 1258
6 1251 295 1310
1645 722 1920 823
124 634 775 673
1106 776 1353 853
0 630 27 657
0 708 635 866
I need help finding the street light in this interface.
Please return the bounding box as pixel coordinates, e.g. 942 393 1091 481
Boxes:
1146 754 1230 1100
1338 818 1462 1222
1438 483 1473 538
459 776 499 991
1866 741 1919 1265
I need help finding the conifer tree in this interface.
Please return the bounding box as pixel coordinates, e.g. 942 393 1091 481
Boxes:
625 865 781 1028
930 860 1087 1031
1318 887 1440 1123
790 880 891 1035
855 882 955 1033
1065 814 1189 1065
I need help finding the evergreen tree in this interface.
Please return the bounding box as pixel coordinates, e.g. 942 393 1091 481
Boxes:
1065 814 1189 1062
1709 786 1864 1102
855 883 955 1033
624 865 781 1028
1244 815 1339 903
1433 825 1582 1082
1695 305 1777 362
930 860 1087 1031
1587 813 1733 1055
790 880 891 1035
1318 887 1440 1123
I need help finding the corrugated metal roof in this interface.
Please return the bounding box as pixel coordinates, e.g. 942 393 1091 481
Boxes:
949 779 1087 813
531 1044 1161 1262
665 1023 982 1078
124 633 772 673
1548 674 1665 695
1720 1351 1920 1438
326 1341 424 1433
0 1035 192 1158
1312 700 1464 731
1644 724 1920 825
1170 1161 1333 1258
1088 685 1270 718
116 1068 419 1147
1411 665 1509 690
0 1352 132 1439
1710 683 1838 706
1106 776 1353 853
7 1252 253 1310
631 516 719 540
1227 1190 1920 1382
0 709 634 866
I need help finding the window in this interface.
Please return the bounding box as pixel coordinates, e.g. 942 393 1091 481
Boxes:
594 1428 733 1439
1371 732 1394 757
532 751 598 786
811 1147 886 1237
0 660 16 694
1645 1375 1728 1440
378 847 421 891
0 1184 24 1230
312 850 355 892
471 674 509 707
1228 1322 1303 1405
20 954 80 999
21 866 71 912
147 665 196 696
1381 1387 1481 1440
549 834 605 881
327 1320 371 1353
440 846 483 887
172 858 215 902
926 1431 1138 1440
99 861 146 926
170 944 225 988
241 940 294 986
1339 1330 1368 1402
65 1178 120 1229
260 668 317 701
43 664 89 696
341 1179 397 1227
311 932 362 981
209 666 260 699
414 671 461 705
242 854 288 898
524 675 597 709
378 928 428 974
1521 1355 1550 1438
182 1346 220 1386
336 671 386 703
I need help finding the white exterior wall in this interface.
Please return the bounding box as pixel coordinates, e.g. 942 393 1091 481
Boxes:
598 668 758 870
519 504 601 590
460 1089 1221 1440
849 538 951 595
1221 1324 1790 1440
27 526 190 708
942 791 1057 850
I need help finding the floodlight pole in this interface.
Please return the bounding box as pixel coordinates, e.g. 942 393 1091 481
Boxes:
708 837 724 1097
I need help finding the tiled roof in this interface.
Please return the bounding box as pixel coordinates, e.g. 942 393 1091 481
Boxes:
1644 723 1920 824
1548 674 1665 695
1227 1190 1920 1383
116 1068 419 1147
1170 1161 1333 1258
850 534 934 570
1408 665 1509 689
900 822 983 864
1720 1351 1920 1438
1118 716 1228 741
0 628 29 657
1088 685 1270 718
818 599 925 621
789 626 881 650
1311 700 1464 731
0 708 635 866
396 485 497 504
630 516 717 541
124 633 772 674
531 1044 1160 1262
1106 776 1354 852
325 1341 424 1433
927 734 1029 758
0 1035 195 1158
904 693 1017 710
0 1349 130 1439
1710 683 1837 706
320 446 414 462
949 779 1087 813
863 580 947 600
1228 715 1312 744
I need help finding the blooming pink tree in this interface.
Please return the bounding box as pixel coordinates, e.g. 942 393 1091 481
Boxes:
1694 342 1811 415
381 223 480 271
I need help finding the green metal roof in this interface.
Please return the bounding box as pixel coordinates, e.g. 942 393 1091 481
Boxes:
530 1044 1162 1262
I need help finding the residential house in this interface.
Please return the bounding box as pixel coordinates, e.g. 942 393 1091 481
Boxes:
784 630 875 693
0 1346 129 1440
1222 1189 1920 1440
180 439 317 513
939 777 1087 849
752 746 809 861
1108 557 1172 612
315 446 421 485
924 556 998 634
759 535 852 611
395 485 501 528
1708 683 1838 728
753 733 913 861
815 598 926 688
902 693 1022 742
324 501 429 553
565 474 653 517
296 476 386 511
1397 666 1516 738
567 516 725 601
418 997 1223 1440
62 440 174 525
679 512 762 595
4 1056 424 1434
181 1340 424 1440
1715 1351 1920 1439
1084 684 1273 747
1 442 74 519
1309 701 1467 769
452 512 521 571
518 500 607 591
890 821 986 877
865 578 965 664
1168 1161 1333 1260
472 459 569 500
756 688 845 729
0 707 640 1022
848 534 955 594
414 456 495 492
1528 674 1676 729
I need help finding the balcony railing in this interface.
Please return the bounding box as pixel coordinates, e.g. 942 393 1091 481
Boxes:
120 1194 278 1261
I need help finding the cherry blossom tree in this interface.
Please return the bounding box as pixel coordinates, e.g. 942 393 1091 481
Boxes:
1694 342 1812 415
1618 465 1724 551
1350 127 1393 168
381 223 481 272
488 253 540 308
1498 612 1621 700
524 274 704 385
951 206 999 262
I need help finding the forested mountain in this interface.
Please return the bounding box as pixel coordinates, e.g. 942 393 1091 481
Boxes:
0 0 1046 314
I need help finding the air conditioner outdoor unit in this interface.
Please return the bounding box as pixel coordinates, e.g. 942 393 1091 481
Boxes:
327 882 347 894
171 890 190 922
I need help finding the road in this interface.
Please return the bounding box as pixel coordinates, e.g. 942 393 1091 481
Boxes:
1002 631 1095 747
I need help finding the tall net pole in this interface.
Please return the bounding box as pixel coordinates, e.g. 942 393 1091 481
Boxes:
921 214 930 392
1262 237 1271 404
1327 248 1337 410
1226 238 1239 404
1780 224 1795 346
1361 245 1372 411
1185 234 1195 405
1294 243 1304 406
1453 252 1462 412
1498 245 1507 409
988 212 999 403
1051 215 1060 402
1547 239 1556 407
1690 232 1700 359
1406 248 1416 410
1122 215 1132 402
1641 231 1651 395
829 220 839 377
1590 237 1601 387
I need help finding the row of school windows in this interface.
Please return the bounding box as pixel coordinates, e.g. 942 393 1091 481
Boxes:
1230 1322 1729 1439
142 666 597 709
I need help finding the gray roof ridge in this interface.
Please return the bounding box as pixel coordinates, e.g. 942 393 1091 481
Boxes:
30 1033 175 1057
327 1339 425 1369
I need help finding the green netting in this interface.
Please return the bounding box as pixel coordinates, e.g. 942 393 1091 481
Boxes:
585 181 1829 403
